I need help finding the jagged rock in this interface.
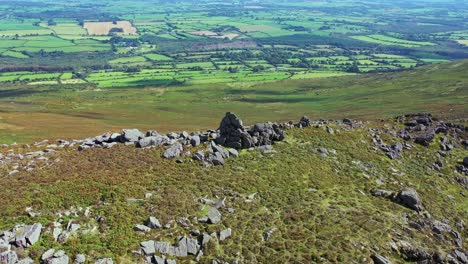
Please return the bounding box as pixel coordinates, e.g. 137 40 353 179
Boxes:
394 188 423 212
141 240 156 255
216 112 254 149
207 207 222 224
298 116 311 127
146 217 162 229
175 237 188 257
249 122 285 146
414 131 435 146
122 129 144 142
219 228 232 241
14 223 42 248
202 234 211 245
186 237 200 255
42 249 56 261
134 224 151 232
397 241 431 262
0 251 18 264
451 250 468 263
192 150 205 161
163 143 183 159
371 254 392 264
207 152 225 166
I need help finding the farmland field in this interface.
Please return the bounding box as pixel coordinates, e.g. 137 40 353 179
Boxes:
0 0 466 141
83 21 138 36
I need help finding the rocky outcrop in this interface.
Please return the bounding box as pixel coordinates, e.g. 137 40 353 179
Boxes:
215 112 285 149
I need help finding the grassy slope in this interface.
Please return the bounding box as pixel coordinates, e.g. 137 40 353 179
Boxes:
0 121 466 263
0 60 467 144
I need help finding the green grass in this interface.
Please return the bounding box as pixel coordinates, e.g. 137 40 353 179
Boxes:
0 60 466 144
0 119 466 263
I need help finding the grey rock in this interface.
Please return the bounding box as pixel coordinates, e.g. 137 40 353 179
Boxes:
74 254 86 264
186 237 200 255
219 228 232 241
207 207 222 224
298 116 311 127
137 136 168 148
371 254 392 264
190 136 201 147
371 189 394 198
228 148 239 158
155 241 170 255
14 223 42 248
122 129 144 142
47 255 69 264
163 143 183 159
202 234 211 245
146 217 162 229
141 240 156 255
134 224 151 232
414 131 435 147
395 188 423 212
464 157 468 167
166 259 176 264
42 249 56 261
16 258 34 264
192 150 205 161
175 237 188 257
208 152 225 166
0 251 18 264
153 255 165 264
95 258 113 264
326 126 334 134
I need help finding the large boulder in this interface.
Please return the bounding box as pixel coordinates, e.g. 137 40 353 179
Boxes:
394 188 423 212
217 112 254 149
216 112 285 149
414 131 435 146
14 223 42 248
122 129 144 143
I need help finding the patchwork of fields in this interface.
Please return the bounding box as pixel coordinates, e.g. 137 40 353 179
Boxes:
0 0 466 88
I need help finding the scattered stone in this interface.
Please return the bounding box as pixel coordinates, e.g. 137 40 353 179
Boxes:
163 143 183 159
146 217 162 229
207 207 222 224
74 254 86 264
371 254 392 264
134 224 151 232
95 258 114 264
219 228 232 241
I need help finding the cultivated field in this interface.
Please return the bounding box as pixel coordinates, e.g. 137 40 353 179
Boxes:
84 21 138 35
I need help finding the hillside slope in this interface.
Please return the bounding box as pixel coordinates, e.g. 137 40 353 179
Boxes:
0 112 467 263
0 60 467 144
